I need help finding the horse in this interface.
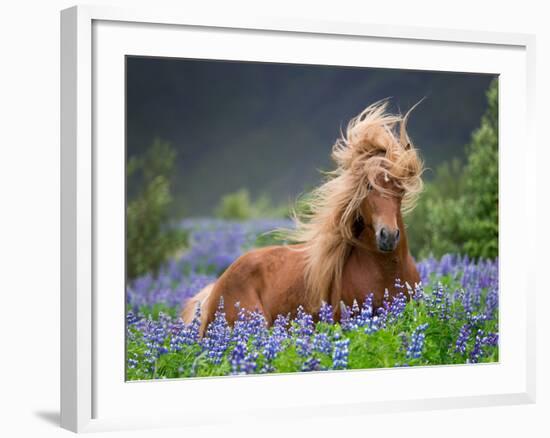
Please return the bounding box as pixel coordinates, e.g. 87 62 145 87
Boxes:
181 100 424 334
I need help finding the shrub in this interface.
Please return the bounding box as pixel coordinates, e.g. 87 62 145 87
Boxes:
459 80 498 259
214 189 254 220
126 139 187 279
215 189 288 220
407 79 498 260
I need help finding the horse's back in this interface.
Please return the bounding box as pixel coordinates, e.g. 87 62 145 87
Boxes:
204 244 307 325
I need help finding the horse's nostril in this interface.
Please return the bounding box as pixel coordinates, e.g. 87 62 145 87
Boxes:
380 228 387 239
395 229 400 240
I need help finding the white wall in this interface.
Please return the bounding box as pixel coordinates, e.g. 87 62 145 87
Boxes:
0 1 547 437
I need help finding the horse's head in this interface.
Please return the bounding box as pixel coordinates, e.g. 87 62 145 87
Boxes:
359 171 404 252
288 99 425 307
330 100 425 253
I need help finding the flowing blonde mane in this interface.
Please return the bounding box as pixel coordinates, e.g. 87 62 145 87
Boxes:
287 100 424 311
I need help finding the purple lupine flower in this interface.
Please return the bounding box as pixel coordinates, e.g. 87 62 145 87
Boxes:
302 357 321 372
406 323 429 359
339 302 355 332
318 301 334 324
413 282 425 302
484 287 499 320
357 293 374 326
272 313 290 341
168 318 187 352
230 341 258 375
127 352 138 369
468 329 484 363
462 287 474 317
231 302 249 344
481 332 499 347
439 254 455 276
202 297 231 364
262 334 282 362
184 302 202 345
312 332 332 355
229 341 247 375
247 309 269 347
126 311 139 325
296 336 312 357
332 338 350 370
356 294 379 335
454 323 471 354
388 292 407 321
291 306 314 337
427 282 445 318
440 294 451 321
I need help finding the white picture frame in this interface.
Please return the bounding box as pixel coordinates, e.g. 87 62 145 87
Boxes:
60 4 536 433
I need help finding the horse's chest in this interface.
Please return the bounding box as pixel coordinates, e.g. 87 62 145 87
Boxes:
341 252 404 307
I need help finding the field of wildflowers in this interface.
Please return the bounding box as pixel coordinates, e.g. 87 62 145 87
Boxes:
126 219 499 380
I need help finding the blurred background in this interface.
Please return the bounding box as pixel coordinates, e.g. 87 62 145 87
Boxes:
126 56 498 281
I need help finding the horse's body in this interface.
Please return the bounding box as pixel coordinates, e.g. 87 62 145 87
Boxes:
182 217 419 331
182 100 424 333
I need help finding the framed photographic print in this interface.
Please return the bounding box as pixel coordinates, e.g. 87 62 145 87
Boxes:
61 4 536 433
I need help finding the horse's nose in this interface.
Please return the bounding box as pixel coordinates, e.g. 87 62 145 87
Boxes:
377 227 400 252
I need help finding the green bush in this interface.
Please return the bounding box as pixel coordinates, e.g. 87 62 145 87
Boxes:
407 79 498 260
407 159 465 258
126 139 187 280
215 188 288 220
214 189 254 220
459 80 499 259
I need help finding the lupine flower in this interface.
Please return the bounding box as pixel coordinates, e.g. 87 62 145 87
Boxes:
296 336 312 357
484 287 499 320
454 323 471 354
388 292 407 321
318 301 334 324
481 332 499 347
291 306 314 337
413 283 425 301
406 323 429 359
228 340 259 375
428 282 445 318
229 341 247 374
468 329 484 363
332 339 350 370
302 357 321 372
202 298 231 364
312 332 332 355
339 302 355 331
127 352 138 369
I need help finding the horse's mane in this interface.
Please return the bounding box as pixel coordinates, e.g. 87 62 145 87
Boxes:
286 99 424 311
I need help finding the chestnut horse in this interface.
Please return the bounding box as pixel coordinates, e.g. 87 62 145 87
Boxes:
182 100 424 333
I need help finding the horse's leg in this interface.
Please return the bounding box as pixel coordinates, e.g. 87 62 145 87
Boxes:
202 268 269 332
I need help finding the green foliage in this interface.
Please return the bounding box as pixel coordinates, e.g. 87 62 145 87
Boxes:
407 159 466 258
214 189 254 220
460 81 499 259
126 139 187 279
407 80 498 259
214 188 287 220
